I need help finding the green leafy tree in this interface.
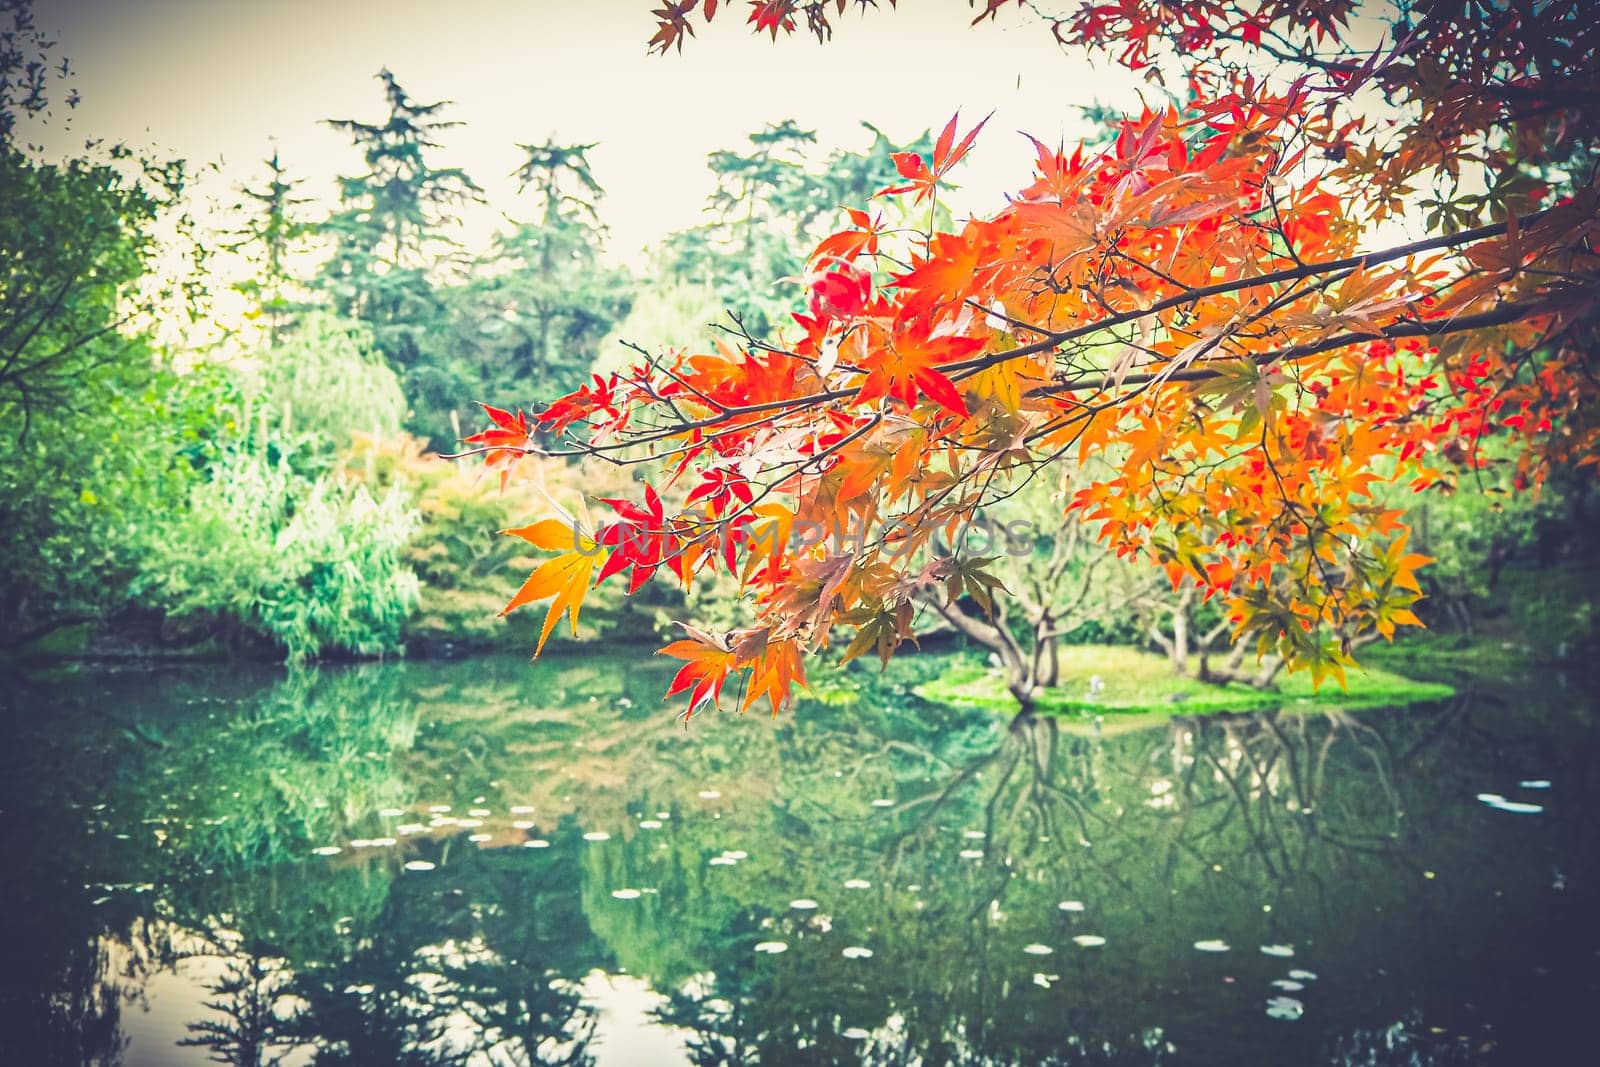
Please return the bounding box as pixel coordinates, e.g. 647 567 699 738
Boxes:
141 445 420 662
0 0 222 651
240 311 407 464
592 280 726 378
139 316 420 661
656 121 938 337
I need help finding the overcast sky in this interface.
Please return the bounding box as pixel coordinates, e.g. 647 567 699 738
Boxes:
33 0 1149 265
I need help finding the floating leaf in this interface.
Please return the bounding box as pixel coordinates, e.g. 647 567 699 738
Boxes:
1265 996 1305 1021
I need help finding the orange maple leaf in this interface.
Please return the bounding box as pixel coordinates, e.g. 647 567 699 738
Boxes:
501 519 599 654
660 633 738 717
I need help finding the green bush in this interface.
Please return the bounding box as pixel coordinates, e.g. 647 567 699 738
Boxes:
0 358 235 649
143 447 420 661
236 312 407 461
342 433 681 650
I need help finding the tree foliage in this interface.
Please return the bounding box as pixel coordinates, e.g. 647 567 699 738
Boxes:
453 139 632 403
0 0 216 647
656 120 939 336
226 150 315 348
142 443 420 662
467 1 1600 718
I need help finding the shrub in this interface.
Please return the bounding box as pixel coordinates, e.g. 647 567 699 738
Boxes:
142 446 420 661
342 433 678 651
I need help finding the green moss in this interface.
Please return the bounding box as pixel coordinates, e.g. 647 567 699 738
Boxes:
915 644 1454 721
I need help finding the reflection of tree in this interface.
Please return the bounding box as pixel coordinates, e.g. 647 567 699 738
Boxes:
893 702 1426 908
156 665 420 870
177 931 303 1067
628 691 1518 1066
282 843 599 1066
0 929 128 1067
10 651 1595 1065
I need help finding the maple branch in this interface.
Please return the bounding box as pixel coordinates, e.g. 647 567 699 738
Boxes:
531 207 1567 467
1031 299 1559 397
954 206 1564 382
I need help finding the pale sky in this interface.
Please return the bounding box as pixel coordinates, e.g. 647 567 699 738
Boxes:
34 0 1149 266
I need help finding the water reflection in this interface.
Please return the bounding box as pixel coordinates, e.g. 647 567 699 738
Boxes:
0 655 1595 1065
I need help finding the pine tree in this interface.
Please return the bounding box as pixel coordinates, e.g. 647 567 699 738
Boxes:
452 139 630 401
227 148 312 347
317 69 481 374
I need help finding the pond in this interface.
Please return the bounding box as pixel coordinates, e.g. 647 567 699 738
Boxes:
0 651 1594 1065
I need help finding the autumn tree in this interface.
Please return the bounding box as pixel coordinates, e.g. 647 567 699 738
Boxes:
463 0 1600 720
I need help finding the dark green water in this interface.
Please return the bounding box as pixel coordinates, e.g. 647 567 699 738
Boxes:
1 651 1595 1066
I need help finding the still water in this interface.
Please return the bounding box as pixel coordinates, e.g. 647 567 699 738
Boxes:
0 651 1595 1065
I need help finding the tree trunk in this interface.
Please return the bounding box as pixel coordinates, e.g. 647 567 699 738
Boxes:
1171 601 1190 673
1198 640 1283 689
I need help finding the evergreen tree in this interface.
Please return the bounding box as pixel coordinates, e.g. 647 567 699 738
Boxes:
656 121 936 337
227 148 312 347
452 138 630 403
317 69 481 408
